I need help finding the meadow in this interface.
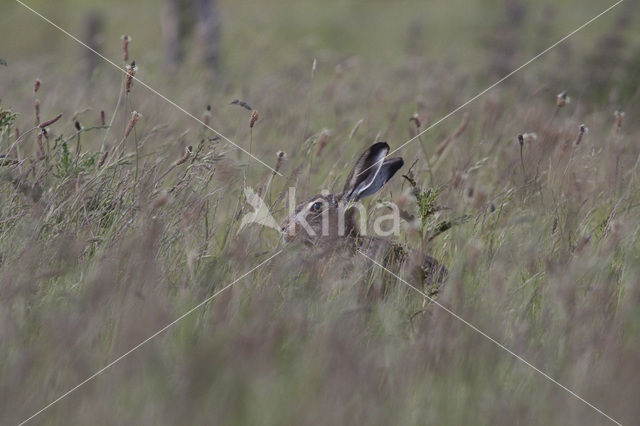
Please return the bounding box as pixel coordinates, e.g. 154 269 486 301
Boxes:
1 0 640 424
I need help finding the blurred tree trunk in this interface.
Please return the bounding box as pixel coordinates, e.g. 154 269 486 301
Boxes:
486 0 526 78
196 0 220 71
162 0 220 73
83 11 104 80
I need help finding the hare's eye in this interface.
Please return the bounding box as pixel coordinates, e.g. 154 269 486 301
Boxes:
311 201 323 212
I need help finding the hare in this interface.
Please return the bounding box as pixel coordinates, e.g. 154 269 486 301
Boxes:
281 142 447 296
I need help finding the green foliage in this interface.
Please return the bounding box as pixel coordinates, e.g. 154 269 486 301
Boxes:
415 187 439 228
54 141 73 177
53 141 96 178
0 105 16 130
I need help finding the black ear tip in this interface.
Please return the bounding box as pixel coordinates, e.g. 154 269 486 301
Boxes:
370 141 390 151
385 156 403 168
389 157 404 175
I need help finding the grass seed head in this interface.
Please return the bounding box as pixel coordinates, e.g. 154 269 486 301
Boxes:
274 150 287 173
576 124 588 145
100 110 106 126
230 99 252 110
33 78 41 93
34 98 40 125
124 111 142 138
121 35 131 62
39 113 62 129
409 112 422 129
522 132 537 143
125 60 137 93
556 90 570 107
36 131 45 160
97 150 109 169
203 105 212 127
614 109 625 128
518 132 537 145
175 145 192 165
249 110 259 128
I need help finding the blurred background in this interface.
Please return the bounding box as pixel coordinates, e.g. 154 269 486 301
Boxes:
2 0 638 97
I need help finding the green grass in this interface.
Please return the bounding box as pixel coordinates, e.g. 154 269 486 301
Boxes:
1 0 640 425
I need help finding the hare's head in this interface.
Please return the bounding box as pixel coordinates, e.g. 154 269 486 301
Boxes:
281 142 403 245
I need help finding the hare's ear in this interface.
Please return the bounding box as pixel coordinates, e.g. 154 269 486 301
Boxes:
342 142 404 202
